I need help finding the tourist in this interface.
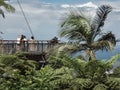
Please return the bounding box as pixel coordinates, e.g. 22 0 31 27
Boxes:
50 36 58 44
17 35 21 44
23 35 28 51
16 35 22 52
29 36 36 51
16 35 29 52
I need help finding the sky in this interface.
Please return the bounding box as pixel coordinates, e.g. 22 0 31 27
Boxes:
0 0 120 45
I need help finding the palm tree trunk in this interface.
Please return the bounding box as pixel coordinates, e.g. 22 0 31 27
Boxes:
86 49 96 61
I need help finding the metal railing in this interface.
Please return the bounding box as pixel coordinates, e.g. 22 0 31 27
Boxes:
0 40 59 54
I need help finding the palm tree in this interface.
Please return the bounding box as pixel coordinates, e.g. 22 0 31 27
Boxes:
59 5 116 60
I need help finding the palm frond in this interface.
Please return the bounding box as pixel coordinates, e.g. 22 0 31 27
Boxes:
0 55 18 66
0 0 15 13
92 4 112 40
93 84 107 90
104 77 120 89
111 66 120 77
71 78 93 89
106 54 120 69
92 32 116 51
98 32 116 45
32 65 74 90
84 60 107 80
60 10 92 42
0 8 5 18
92 41 115 51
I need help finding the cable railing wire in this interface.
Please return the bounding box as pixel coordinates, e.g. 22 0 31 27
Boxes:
17 0 34 37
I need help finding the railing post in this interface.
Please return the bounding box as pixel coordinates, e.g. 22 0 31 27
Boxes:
47 41 50 49
11 40 15 54
41 41 43 52
0 40 4 54
37 40 39 52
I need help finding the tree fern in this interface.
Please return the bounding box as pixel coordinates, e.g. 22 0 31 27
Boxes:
70 78 93 90
93 84 107 90
111 66 120 77
29 66 74 90
106 54 120 69
0 55 19 66
104 77 120 90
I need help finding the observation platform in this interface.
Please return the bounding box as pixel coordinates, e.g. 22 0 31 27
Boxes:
0 40 60 54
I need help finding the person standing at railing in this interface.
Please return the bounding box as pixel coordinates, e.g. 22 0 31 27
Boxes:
20 35 28 52
49 36 59 47
29 36 36 52
16 34 28 52
16 35 22 52
23 35 28 52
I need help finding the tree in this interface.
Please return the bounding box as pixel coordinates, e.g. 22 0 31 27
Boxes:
59 5 116 60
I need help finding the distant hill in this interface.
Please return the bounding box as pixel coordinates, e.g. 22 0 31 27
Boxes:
96 48 120 60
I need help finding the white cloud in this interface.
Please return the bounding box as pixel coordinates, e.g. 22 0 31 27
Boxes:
114 9 120 13
61 4 70 8
61 2 98 9
75 2 98 8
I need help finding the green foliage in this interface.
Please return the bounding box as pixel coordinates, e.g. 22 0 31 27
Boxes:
71 78 94 90
106 54 120 69
0 54 74 90
15 52 30 60
0 54 38 90
104 77 120 90
111 66 120 77
84 60 107 81
0 55 18 66
48 51 120 90
28 66 74 90
0 52 120 90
